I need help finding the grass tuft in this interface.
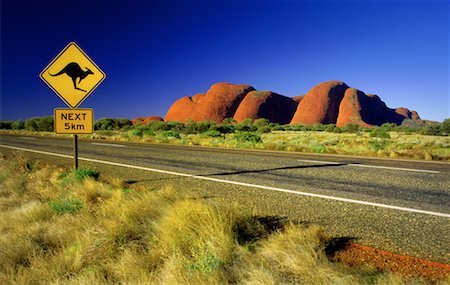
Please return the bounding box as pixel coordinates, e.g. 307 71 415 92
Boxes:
0 154 444 284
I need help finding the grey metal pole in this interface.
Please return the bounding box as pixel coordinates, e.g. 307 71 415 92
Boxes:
74 135 78 169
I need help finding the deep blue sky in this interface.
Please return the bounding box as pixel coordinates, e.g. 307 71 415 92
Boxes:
1 0 449 122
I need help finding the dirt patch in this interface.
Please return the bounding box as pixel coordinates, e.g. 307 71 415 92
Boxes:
328 242 450 282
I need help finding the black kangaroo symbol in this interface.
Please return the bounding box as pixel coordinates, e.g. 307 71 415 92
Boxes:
49 62 94 92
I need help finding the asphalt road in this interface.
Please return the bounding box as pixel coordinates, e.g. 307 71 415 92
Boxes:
1 134 449 263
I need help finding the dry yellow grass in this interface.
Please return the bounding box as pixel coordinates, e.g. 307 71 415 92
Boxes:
0 153 446 284
2 129 448 161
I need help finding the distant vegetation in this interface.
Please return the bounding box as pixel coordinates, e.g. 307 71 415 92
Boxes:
1 117 449 136
1 117 449 161
1 154 445 284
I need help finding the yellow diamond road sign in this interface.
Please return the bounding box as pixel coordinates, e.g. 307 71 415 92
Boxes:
40 42 106 108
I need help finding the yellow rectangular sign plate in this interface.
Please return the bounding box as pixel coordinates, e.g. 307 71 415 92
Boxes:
54 108 94 134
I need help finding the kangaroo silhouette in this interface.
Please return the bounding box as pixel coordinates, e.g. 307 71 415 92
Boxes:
49 62 94 92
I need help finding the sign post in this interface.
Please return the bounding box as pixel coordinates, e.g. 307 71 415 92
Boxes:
74 135 79 169
40 42 105 169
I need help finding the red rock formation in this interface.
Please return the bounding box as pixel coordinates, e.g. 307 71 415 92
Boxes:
164 83 254 123
395 108 420 120
132 116 163 125
290 81 349 125
293 95 304 103
233 91 299 124
163 81 420 126
336 88 372 127
337 92 416 127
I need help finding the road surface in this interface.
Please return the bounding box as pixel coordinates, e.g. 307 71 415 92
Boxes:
1 134 449 263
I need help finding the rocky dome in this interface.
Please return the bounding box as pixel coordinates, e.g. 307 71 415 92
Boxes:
163 81 420 126
233 91 298 124
164 83 254 123
131 116 163 125
290 81 349 125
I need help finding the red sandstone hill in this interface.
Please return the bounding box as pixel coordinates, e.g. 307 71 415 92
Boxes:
234 91 298 124
164 81 420 126
132 116 163 125
164 83 254 123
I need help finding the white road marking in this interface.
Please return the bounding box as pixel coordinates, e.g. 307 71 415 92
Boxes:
1 144 448 218
298 159 439 174
297 159 341 165
91 142 126 148
346 163 439 174
19 137 36 140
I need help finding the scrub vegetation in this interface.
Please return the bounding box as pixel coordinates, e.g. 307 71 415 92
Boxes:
1 117 449 161
2 154 447 284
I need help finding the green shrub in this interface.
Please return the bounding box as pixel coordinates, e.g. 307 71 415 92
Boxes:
49 198 83 215
129 129 142 137
309 144 327 153
166 121 185 132
202 130 222 138
0 120 14 129
253 118 269 128
311 124 327 132
234 132 262 143
257 125 272 134
441 118 449 136
380 123 398 131
142 120 166 132
72 168 100 181
272 124 284 131
341 123 360 133
369 139 390 151
223 118 236 124
143 130 155 137
370 128 391 139
11 120 25 130
210 123 235 134
94 118 131 130
24 116 54 131
160 130 181 139
421 124 442 136
325 124 337 133
184 121 213 134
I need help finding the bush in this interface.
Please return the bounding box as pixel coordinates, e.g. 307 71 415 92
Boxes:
24 116 54 131
257 126 272 134
311 124 327 132
94 118 132 130
236 119 257 132
160 130 181 139
184 121 213 134
370 127 391 139
341 123 360 133
202 130 222 138
210 123 235 134
128 129 143 137
223 118 236 124
138 120 165 132
253 118 269 128
324 124 337 133
369 139 390 151
441 118 450 136
234 132 262 143
71 168 100 181
421 124 442 136
272 124 284 131
49 198 83 215
166 121 185 133
380 123 398 131
0 120 14 129
11 120 25 130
